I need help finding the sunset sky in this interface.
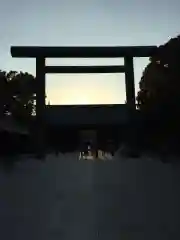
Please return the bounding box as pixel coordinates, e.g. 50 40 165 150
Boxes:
0 0 180 105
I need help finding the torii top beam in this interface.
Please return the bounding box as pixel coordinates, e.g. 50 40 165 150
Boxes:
11 46 157 58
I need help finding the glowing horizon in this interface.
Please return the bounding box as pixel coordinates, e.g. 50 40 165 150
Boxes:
45 58 149 105
46 72 126 105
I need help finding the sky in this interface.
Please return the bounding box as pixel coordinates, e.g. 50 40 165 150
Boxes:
0 0 180 105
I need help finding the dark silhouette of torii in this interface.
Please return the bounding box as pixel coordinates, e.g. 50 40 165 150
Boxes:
10 45 157 156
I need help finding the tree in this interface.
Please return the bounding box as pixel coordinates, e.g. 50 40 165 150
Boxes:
0 70 36 124
0 71 8 117
136 35 180 153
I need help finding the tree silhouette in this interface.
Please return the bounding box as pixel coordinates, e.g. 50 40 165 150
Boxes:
136 34 180 154
137 35 180 114
0 70 36 124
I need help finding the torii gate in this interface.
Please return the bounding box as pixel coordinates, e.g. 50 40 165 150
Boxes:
10 45 157 154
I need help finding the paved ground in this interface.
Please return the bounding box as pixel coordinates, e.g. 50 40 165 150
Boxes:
0 153 180 239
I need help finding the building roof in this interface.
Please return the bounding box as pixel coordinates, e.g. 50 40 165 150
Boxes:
44 104 131 127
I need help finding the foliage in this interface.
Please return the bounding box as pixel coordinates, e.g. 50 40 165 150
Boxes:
0 70 36 123
136 35 180 154
137 35 180 115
